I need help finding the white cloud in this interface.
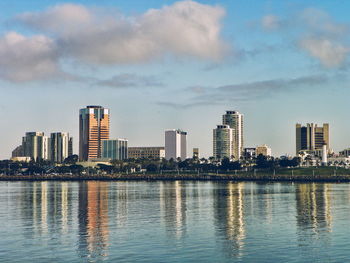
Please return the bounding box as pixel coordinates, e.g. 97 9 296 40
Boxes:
261 15 281 30
298 8 350 67
261 8 350 67
300 37 349 67
300 8 348 36
0 32 59 82
17 4 92 35
16 1 228 65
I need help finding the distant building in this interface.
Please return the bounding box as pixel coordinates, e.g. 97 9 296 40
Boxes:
12 145 24 158
193 148 199 159
243 147 256 159
128 147 165 159
296 123 329 155
68 137 73 156
22 132 49 160
165 129 187 160
213 125 234 160
339 148 350 157
221 111 244 160
79 105 110 161
256 144 272 157
10 156 31 162
50 132 71 163
102 139 128 160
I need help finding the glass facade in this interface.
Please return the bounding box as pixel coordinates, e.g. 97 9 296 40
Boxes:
102 139 128 160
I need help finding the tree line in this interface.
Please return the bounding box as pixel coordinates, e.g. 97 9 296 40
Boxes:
0 154 301 176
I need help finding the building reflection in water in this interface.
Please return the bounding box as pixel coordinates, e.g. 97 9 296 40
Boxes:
160 181 187 239
78 181 110 260
20 181 73 239
295 183 332 243
213 182 246 258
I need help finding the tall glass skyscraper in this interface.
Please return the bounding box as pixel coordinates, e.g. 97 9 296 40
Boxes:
222 111 244 160
213 111 244 161
79 106 110 161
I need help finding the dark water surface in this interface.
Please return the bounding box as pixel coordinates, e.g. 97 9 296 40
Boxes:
1 181 350 262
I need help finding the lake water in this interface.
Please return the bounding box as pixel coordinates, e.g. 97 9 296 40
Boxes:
1 181 350 262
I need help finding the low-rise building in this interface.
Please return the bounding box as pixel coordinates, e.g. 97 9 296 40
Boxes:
256 144 272 157
193 148 199 159
243 147 256 159
339 148 350 157
128 147 165 159
10 156 31 162
102 139 128 160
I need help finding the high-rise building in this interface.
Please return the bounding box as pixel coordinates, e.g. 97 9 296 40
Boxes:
128 147 165 159
12 145 24 158
222 111 244 160
22 132 49 160
79 106 110 161
296 123 329 155
256 144 272 157
165 129 187 160
50 132 70 163
68 137 73 157
102 139 128 160
213 125 235 160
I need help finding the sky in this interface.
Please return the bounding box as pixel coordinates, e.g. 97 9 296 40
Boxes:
1 0 350 159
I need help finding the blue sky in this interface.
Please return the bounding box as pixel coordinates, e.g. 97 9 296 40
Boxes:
1 0 350 159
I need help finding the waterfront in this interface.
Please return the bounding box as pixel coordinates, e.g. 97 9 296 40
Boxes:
1 181 350 262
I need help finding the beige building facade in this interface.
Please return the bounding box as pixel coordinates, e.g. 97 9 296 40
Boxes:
128 147 165 159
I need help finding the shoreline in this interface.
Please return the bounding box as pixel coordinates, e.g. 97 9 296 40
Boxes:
1 173 350 183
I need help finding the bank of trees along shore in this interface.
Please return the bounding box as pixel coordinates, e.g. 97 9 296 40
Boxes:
0 154 302 176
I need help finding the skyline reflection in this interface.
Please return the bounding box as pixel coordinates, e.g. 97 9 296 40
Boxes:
8 181 349 262
78 181 109 260
213 182 246 258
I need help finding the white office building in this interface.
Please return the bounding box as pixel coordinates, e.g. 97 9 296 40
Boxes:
165 129 187 160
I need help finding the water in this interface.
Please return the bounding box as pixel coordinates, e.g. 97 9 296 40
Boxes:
1 181 350 262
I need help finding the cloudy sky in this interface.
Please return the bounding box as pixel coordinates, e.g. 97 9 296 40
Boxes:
1 0 350 159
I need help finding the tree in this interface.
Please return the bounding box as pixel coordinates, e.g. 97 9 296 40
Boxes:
69 164 84 174
255 154 274 169
220 157 231 170
64 154 78 165
146 163 158 172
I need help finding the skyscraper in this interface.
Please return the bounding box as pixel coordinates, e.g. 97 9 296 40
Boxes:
222 111 244 160
296 123 330 155
22 132 49 160
79 106 110 161
68 137 73 157
213 111 244 160
165 129 187 160
213 125 234 160
50 132 71 163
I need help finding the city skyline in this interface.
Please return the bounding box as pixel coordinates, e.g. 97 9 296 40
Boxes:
1 0 350 159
